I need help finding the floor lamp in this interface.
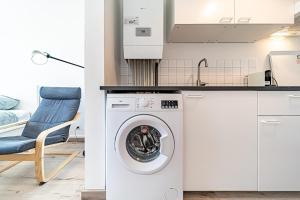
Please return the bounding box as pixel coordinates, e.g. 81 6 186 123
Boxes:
31 50 85 156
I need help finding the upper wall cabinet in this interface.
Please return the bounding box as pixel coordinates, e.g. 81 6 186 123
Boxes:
167 0 295 42
235 0 295 24
175 0 235 24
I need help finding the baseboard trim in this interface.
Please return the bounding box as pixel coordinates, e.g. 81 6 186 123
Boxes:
68 137 85 143
81 190 106 200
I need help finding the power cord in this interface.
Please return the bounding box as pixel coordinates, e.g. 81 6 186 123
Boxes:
74 126 79 143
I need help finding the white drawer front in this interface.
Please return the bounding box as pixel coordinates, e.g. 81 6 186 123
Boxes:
259 91 300 116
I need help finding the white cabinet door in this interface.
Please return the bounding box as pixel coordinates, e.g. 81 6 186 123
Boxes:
175 0 235 24
259 116 300 191
259 91 300 116
183 91 258 191
235 0 294 24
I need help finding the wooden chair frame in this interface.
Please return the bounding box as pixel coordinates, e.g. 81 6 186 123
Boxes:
0 113 80 184
0 120 28 134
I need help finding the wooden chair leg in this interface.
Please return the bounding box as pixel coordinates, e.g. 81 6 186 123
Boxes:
35 148 45 184
0 161 22 173
35 151 80 184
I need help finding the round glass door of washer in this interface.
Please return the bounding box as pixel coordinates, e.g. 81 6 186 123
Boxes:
115 115 175 175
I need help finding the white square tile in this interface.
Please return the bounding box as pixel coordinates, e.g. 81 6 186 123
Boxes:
177 67 185 76
169 75 177 84
241 59 248 68
216 59 225 68
209 68 217 75
184 60 193 67
201 76 209 83
184 75 194 85
225 68 233 75
225 76 233 84
208 83 218 86
241 67 249 75
169 60 177 68
193 73 198 83
169 67 177 75
160 60 169 68
217 76 225 84
233 60 241 68
216 68 225 76
184 68 193 76
249 67 257 74
160 67 169 76
176 60 185 68
192 67 198 75
233 76 242 84
248 59 257 68
233 68 241 76
209 76 217 84
177 75 185 85
225 60 233 68
200 67 209 75
160 75 169 85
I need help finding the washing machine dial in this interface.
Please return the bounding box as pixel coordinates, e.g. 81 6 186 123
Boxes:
138 98 150 108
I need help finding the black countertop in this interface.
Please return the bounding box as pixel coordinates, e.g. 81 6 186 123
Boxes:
100 86 300 93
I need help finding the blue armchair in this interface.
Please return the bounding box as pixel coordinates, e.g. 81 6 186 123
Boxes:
0 87 81 184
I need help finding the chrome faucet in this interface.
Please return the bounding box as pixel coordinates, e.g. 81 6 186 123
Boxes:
197 58 208 86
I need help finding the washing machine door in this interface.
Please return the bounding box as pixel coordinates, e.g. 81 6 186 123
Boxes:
115 115 175 175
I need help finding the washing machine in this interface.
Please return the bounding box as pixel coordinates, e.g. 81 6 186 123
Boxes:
106 93 183 200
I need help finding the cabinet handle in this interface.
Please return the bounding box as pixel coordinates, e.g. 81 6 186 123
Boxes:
238 17 252 23
186 95 205 99
219 17 233 24
288 95 300 98
261 120 281 125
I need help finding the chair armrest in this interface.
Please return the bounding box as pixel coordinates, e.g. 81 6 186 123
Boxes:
36 113 80 147
0 120 28 134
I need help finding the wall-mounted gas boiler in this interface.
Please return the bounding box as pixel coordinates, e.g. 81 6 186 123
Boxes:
123 0 164 59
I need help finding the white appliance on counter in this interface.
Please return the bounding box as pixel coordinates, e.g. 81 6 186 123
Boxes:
106 93 183 200
247 72 266 86
123 0 164 59
269 51 300 86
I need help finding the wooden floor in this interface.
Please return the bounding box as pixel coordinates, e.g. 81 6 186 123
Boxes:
0 142 84 200
1 142 300 200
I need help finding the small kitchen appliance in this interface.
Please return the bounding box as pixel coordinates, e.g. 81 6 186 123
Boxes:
269 51 300 86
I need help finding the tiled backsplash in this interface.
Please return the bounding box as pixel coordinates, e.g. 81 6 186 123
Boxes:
120 58 258 86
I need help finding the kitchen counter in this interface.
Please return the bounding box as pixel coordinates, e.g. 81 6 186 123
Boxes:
100 86 300 93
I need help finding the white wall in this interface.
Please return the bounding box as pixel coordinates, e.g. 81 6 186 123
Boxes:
104 0 121 85
0 0 85 135
85 0 106 190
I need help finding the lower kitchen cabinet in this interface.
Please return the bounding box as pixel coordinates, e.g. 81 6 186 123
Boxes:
259 116 300 191
183 91 258 191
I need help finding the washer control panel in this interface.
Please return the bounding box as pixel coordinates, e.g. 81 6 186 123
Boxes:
161 100 178 109
137 98 154 109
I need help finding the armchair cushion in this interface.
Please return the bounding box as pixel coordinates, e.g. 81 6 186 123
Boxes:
0 135 67 155
21 87 81 141
0 136 35 155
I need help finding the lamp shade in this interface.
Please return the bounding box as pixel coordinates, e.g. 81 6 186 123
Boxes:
31 50 49 65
